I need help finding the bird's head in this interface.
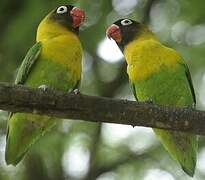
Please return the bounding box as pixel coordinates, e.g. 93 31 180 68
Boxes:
37 5 85 41
106 19 152 51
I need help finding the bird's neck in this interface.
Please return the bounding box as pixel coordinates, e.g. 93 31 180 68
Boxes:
133 27 157 43
36 20 76 42
123 29 159 67
119 26 156 52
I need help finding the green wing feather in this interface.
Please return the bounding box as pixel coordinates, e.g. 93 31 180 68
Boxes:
130 81 138 101
180 63 196 105
7 42 41 120
7 42 42 127
5 42 42 165
15 42 42 85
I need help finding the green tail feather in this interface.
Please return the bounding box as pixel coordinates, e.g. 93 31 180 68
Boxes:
154 128 197 177
5 112 56 165
181 157 196 177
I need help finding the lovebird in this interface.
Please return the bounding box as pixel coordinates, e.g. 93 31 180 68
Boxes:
5 5 85 165
106 19 197 176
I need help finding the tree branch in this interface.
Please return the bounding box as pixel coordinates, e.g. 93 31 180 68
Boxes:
0 82 204 135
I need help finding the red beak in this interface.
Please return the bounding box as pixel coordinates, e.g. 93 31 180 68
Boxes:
106 24 122 43
70 7 85 28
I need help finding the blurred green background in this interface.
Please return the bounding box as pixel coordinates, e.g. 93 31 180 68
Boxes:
0 0 205 179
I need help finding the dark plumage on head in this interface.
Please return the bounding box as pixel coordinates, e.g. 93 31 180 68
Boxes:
106 19 142 50
49 5 85 34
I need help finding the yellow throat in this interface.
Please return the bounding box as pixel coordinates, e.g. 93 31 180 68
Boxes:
123 29 181 81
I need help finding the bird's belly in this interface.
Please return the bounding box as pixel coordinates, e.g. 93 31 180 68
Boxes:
25 58 78 91
133 65 193 107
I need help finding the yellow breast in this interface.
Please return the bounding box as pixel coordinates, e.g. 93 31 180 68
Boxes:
124 39 182 81
40 32 82 80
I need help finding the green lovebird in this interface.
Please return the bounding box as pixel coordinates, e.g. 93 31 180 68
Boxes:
5 5 85 165
106 19 197 176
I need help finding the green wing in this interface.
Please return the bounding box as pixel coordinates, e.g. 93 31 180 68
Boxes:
15 42 42 85
7 42 42 136
182 63 196 105
130 81 138 101
130 61 195 105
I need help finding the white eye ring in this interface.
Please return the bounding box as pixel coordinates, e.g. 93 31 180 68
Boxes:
57 6 68 14
121 19 132 26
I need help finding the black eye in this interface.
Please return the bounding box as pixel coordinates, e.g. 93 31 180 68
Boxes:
121 19 132 26
56 6 68 14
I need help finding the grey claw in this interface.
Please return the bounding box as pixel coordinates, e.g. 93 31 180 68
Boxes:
145 99 154 104
68 88 80 95
38 85 49 91
191 103 196 109
187 103 195 110
73 89 80 95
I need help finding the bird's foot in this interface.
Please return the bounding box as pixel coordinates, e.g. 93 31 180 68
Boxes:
38 84 49 91
73 89 80 95
68 88 80 95
191 103 196 109
186 103 196 110
144 99 154 104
